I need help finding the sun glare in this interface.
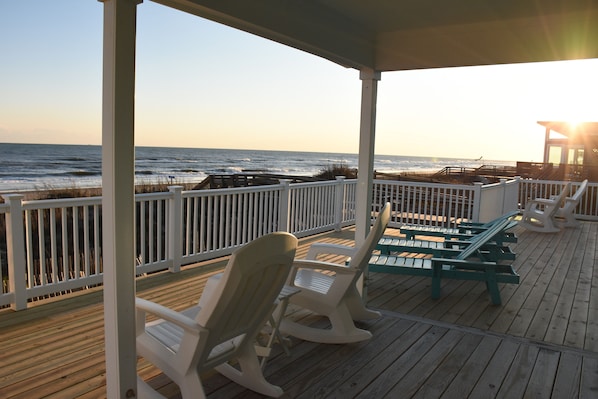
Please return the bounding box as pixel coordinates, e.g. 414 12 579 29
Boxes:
567 120 583 130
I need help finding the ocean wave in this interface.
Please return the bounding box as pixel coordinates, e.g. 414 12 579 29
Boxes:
60 157 89 162
67 170 100 177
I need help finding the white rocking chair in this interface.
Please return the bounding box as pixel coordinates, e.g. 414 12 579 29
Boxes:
279 203 390 344
519 183 570 233
135 232 297 398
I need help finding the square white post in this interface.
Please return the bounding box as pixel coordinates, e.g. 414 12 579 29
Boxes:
355 69 381 245
100 0 141 397
355 69 380 298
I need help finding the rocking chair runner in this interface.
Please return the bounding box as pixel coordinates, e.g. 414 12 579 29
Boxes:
135 232 298 399
279 203 390 344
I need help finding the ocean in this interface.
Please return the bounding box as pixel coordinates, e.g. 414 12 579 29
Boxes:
0 143 515 192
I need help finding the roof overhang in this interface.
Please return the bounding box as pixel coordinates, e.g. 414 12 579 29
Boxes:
151 0 598 71
539 121 598 138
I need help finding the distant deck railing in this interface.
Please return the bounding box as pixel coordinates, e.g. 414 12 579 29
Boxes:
2 177 595 310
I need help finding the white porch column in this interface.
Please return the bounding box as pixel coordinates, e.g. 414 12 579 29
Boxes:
355 69 381 245
100 0 141 397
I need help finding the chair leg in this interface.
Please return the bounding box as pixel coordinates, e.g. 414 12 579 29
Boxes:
328 305 373 341
345 286 381 320
137 377 168 399
178 371 207 399
485 271 502 306
215 344 283 398
431 267 442 299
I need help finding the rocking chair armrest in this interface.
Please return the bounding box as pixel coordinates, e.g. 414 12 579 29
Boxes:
291 259 353 275
305 243 356 260
136 298 204 334
528 197 558 206
562 197 578 205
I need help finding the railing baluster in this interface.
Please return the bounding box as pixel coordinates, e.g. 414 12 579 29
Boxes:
72 206 80 279
83 205 90 277
38 210 46 285
185 196 191 255
61 207 68 281
25 210 34 288
139 201 146 265
50 209 58 284
159 198 164 261
94 204 100 275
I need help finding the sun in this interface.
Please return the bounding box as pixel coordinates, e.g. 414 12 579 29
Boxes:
567 120 584 130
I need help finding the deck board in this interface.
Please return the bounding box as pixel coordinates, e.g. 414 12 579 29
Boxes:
1 222 598 398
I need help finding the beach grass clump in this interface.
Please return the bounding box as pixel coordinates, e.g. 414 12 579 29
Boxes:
30 184 102 200
315 163 358 180
22 179 199 201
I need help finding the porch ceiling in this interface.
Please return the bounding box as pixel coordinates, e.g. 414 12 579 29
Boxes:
151 0 598 71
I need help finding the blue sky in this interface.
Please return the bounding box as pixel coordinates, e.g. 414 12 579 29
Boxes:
1 0 597 162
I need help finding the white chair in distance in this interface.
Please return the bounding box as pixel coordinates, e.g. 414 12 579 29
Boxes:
135 232 297 399
554 179 588 228
519 183 571 233
279 203 390 344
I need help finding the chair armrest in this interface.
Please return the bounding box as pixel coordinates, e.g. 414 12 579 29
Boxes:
136 298 203 333
562 197 579 206
305 243 356 260
291 259 354 274
528 198 558 206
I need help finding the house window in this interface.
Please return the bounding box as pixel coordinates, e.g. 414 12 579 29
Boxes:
548 146 562 164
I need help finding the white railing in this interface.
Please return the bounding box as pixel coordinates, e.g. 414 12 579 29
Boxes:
0 178 357 309
179 184 284 265
6 176 594 310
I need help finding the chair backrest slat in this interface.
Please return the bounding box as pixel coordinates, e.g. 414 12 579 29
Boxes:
571 179 588 202
197 232 297 348
348 203 391 281
547 183 571 217
480 210 519 228
457 218 512 260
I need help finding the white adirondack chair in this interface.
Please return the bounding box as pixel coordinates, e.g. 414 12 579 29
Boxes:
135 232 297 399
279 203 390 344
554 179 588 228
519 183 571 233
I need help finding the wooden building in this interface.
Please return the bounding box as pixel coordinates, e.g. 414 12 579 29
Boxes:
539 121 598 181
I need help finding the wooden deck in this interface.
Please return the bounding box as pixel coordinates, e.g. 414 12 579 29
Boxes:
1 223 598 398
